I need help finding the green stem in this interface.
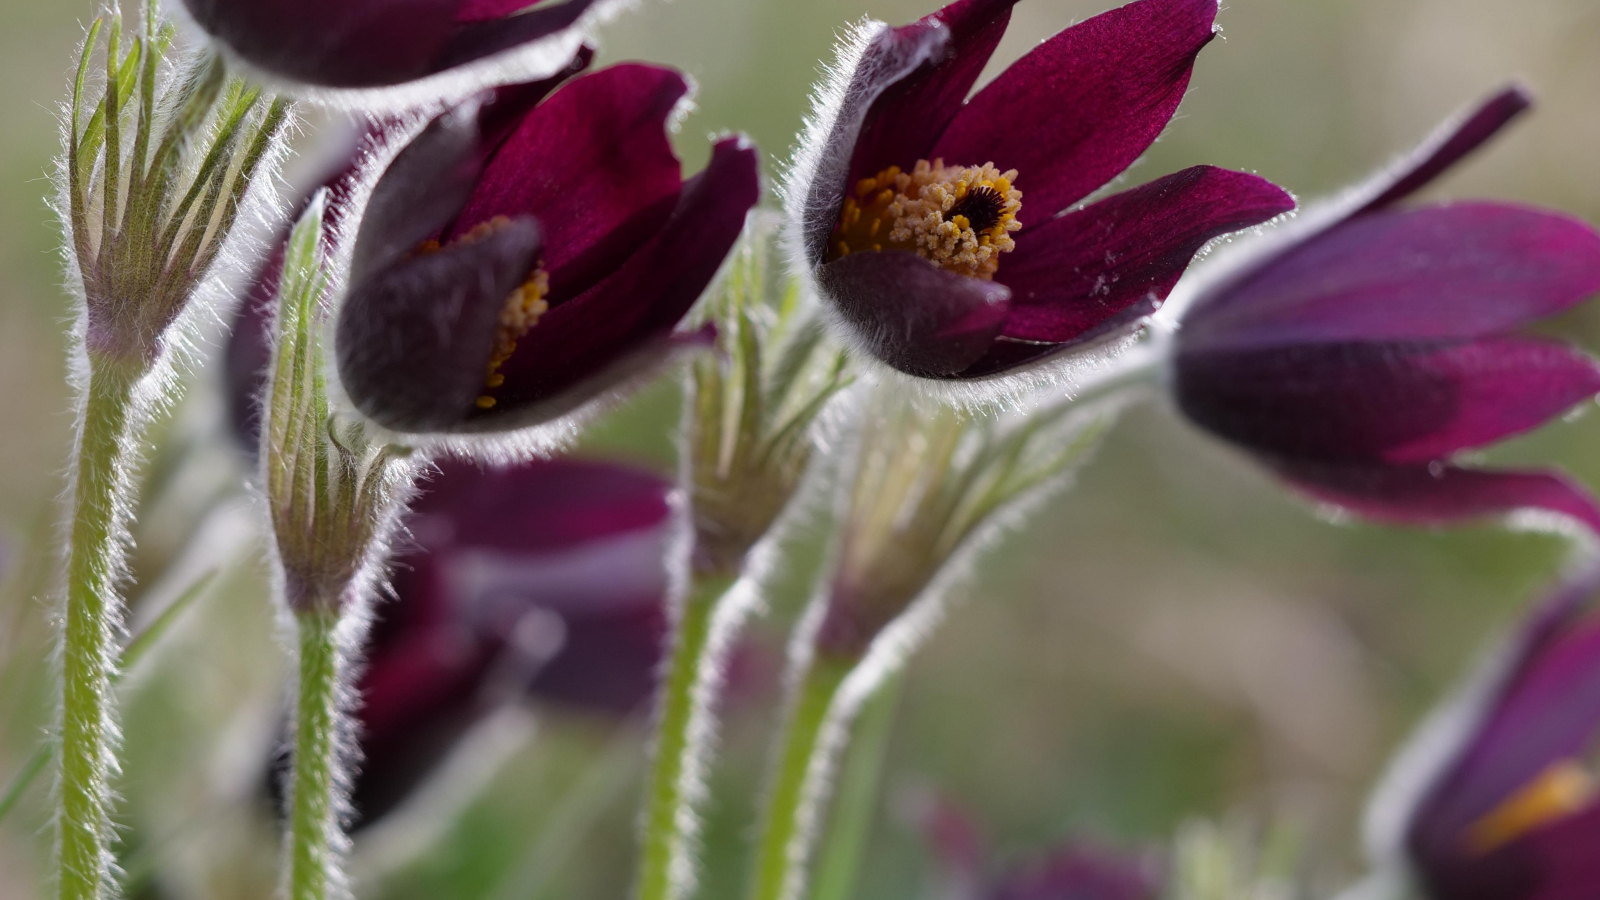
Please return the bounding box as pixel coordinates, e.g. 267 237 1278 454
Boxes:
288 608 348 900
636 572 738 900
748 653 853 900
57 357 140 900
809 675 901 900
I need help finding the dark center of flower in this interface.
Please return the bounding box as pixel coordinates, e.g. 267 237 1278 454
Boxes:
826 159 1022 280
413 215 549 411
1464 758 1596 854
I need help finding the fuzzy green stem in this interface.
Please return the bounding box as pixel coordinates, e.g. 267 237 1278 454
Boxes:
637 572 738 900
57 357 139 900
809 675 901 900
288 608 347 900
748 654 853 900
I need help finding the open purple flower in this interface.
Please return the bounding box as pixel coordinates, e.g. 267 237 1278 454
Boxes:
1167 88 1600 534
1366 566 1600 900
180 0 620 104
787 0 1294 381
264 456 672 828
333 61 759 441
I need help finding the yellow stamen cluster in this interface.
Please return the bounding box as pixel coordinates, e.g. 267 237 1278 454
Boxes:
1465 758 1597 854
409 216 550 412
829 159 1022 280
475 268 549 410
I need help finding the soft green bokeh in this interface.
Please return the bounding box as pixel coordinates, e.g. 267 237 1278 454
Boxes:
2 1 1599 898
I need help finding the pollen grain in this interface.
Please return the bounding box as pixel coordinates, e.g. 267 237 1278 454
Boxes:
828 159 1022 279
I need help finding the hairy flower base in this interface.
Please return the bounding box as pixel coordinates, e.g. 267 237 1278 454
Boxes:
829 159 1022 279
414 216 551 411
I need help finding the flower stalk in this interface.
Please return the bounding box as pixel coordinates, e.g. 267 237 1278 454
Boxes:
52 5 288 896
636 224 849 900
260 194 419 900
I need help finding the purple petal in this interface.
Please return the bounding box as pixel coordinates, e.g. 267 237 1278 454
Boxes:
794 17 950 267
989 846 1162 900
931 0 1217 218
1266 460 1600 536
996 166 1293 343
336 217 543 433
450 64 687 297
817 251 1012 378
958 295 1159 377
1175 337 1600 465
1181 204 1600 354
1360 86 1532 215
456 0 543 21
847 0 1018 184
474 139 758 429
181 0 596 89
181 0 459 88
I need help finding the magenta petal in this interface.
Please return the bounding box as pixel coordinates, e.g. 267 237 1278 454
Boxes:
336 218 542 432
817 251 1012 378
455 0 540 21
847 0 1017 184
1178 337 1600 465
1182 204 1600 353
450 65 686 294
1268 460 1600 535
932 0 1217 218
432 0 601 88
476 139 758 427
997 166 1293 343
794 18 950 267
1360 85 1532 214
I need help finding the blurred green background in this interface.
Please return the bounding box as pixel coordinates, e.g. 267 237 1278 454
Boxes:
4 0 1600 898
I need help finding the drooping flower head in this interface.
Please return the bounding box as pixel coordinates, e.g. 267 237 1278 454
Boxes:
1165 88 1600 535
178 0 624 107
1363 566 1600 900
332 61 760 451
787 0 1294 384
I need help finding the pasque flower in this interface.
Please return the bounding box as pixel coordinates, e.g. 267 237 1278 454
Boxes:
787 0 1294 381
1166 88 1600 534
180 0 623 103
1363 566 1600 900
267 456 673 828
333 60 760 444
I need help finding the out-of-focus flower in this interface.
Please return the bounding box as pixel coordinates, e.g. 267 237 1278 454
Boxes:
333 62 760 446
919 798 1161 900
786 0 1293 382
179 0 622 105
342 455 672 825
1362 565 1600 900
1166 88 1600 534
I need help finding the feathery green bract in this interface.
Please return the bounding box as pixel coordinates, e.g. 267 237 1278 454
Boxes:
686 221 851 577
66 10 289 368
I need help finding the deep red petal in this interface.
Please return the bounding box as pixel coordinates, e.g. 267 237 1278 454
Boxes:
931 0 1217 217
996 166 1292 343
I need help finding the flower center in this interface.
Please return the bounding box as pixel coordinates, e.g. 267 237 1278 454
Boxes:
1464 758 1597 854
412 216 549 412
828 159 1022 280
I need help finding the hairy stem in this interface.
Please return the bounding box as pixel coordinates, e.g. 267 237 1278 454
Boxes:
808 675 901 900
288 608 349 900
637 571 739 900
57 357 140 900
748 654 853 900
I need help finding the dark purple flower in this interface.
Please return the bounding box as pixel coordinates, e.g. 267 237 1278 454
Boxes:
1368 566 1600 900
180 0 617 102
266 456 672 828
333 62 760 440
787 0 1294 381
1169 88 1600 534
920 799 1161 900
